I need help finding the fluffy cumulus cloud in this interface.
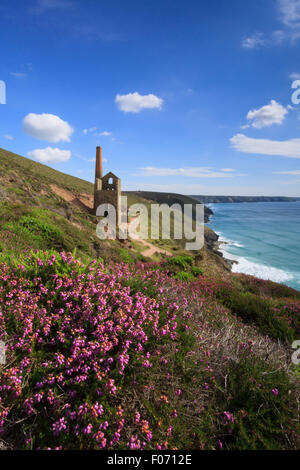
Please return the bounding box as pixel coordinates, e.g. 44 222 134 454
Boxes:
28 147 71 163
244 100 289 128
137 167 244 178
230 133 300 158
115 92 163 113
23 113 74 142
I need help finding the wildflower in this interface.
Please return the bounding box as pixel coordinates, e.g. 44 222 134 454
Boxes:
160 395 169 403
223 411 235 423
52 417 68 436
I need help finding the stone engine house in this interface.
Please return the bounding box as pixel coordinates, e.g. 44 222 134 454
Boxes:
94 146 121 224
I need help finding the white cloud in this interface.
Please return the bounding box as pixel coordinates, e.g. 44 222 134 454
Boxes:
23 113 74 142
83 127 97 135
28 147 71 163
290 72 300 79
231 133 300 158
242 1 300 48
10 72 27 78
242 33 266 49
3 134 13 140
272 169 300 174
93 131 113 137
136 167 245 178
115 92 163 113
83 128 112 137
98 131 112 136
245 100 288 128
278 0 300 27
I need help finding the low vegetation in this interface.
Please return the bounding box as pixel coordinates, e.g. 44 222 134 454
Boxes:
0 251 299 450
0 148 299 450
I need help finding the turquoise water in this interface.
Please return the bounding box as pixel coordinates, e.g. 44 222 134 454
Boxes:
208 201 300 291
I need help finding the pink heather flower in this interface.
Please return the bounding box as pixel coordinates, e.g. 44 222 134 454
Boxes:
52 417 67 436
223 411 235 423
272 388 279 396
175 389 182 396
83 424 93 434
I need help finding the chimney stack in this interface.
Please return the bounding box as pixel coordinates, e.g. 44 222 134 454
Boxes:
95 146 103 180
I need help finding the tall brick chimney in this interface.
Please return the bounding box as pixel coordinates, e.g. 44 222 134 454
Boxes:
95 146 103 180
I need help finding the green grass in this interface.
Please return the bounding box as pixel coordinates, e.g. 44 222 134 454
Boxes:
215 282 299 343
0 147 93 195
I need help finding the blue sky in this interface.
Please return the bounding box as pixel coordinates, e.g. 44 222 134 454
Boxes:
1 0 300 196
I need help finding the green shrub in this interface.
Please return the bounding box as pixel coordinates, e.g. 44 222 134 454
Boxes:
168 255 194 270
216 287 294 342
19 215 64 244
175 271 194 281
119 248 134 264
191 266 204 277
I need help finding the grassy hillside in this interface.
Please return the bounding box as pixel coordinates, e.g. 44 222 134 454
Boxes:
0 148 299 450
0 148 227 270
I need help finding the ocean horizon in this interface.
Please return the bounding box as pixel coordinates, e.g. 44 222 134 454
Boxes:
208 201 300 292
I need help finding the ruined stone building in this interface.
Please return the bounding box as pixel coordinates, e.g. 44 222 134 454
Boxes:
94 146 121 224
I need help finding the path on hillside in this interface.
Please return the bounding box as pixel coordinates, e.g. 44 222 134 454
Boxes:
50 186 172 258
136 237 172 258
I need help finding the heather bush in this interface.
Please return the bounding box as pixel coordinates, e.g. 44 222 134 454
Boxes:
0 252 298 450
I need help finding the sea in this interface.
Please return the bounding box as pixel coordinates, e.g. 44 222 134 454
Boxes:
208 201 300 292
